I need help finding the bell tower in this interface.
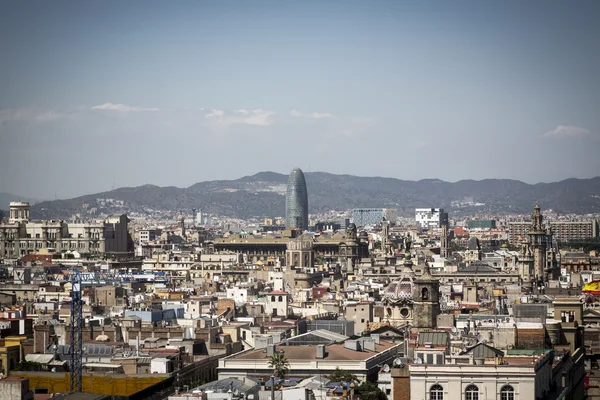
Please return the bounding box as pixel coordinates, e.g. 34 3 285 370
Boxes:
528 204 547 283
412 263 440 331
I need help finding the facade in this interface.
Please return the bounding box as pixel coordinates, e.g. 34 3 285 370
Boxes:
415 208 448 229
138 229 161 244
0 202 131 258
509 219 598 244
409 350 554 400
285 168 309 230
352 208 397 227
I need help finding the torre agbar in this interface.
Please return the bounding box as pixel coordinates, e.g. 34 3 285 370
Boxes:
285 168 309 230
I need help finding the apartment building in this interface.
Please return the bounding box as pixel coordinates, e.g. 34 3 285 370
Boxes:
0 202 131 258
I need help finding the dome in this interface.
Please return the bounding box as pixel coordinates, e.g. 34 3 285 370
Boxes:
384 275 414 303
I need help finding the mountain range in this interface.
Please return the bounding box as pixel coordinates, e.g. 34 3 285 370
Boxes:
19 172 600 220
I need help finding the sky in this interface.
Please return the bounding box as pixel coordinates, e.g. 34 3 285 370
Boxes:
1 1 599 199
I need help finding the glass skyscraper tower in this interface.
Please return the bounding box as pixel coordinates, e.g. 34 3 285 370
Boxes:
285 168 309 230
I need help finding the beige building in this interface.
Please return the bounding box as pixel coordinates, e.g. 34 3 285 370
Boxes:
0 202 131 258
509 220 598 244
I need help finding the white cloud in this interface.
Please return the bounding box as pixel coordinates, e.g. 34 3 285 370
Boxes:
91 103 159 112
542 125 590 138
205 109 225 118
289 109 334 119
205 109 275 126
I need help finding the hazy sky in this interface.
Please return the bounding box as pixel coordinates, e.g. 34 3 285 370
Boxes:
1 1 599 199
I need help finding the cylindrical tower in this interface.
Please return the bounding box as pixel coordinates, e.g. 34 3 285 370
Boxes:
285 168 309 230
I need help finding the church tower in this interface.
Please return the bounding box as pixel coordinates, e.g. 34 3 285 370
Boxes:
528 204 547 283
177 212 186 238
440 222 449 258
412 262 441 331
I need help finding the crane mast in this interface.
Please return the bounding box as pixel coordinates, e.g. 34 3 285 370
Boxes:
70 268 83 392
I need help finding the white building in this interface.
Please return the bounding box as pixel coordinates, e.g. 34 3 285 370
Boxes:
415 208 448 229
408 346 578 400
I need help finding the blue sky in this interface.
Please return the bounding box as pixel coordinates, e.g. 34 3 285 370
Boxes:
1 1 599 199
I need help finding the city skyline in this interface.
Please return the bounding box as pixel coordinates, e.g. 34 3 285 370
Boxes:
1 1 600 199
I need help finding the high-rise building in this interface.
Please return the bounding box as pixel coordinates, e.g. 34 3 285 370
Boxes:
285 168 309 230
352 208 397 227
415 208 448 229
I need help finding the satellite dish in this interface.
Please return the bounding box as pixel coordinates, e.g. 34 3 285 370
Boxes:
382 364 391 372
414 357 423 364
451 326 458 334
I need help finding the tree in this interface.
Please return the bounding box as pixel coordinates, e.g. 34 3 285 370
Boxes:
326 367 358 383
355 382 387 400
268 351 290 379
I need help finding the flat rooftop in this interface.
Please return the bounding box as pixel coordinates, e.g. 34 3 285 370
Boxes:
232 341 397 362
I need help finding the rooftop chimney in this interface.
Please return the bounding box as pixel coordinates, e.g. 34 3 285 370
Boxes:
316 344 326 359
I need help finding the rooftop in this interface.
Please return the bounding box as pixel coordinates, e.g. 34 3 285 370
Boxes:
230 340 398 362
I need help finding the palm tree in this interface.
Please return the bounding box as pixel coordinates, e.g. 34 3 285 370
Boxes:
268 351 290 379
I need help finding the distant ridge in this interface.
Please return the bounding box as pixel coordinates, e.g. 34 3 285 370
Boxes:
0 192 41 207
26 172 600 220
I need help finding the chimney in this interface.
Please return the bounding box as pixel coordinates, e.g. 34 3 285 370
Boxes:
371 333 380 345
316 344 326 359
266 344 276 356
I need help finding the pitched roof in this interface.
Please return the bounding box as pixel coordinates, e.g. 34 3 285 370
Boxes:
417 331 448 347
460 342 504 358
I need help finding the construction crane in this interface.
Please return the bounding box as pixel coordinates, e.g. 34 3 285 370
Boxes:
70 268 83 392
65 267 131 392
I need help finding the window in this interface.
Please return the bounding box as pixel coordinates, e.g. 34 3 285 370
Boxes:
430 384 443 400
500 385 514 400
465 385 479 400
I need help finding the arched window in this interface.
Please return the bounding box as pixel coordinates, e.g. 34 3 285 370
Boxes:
278 295 283 302
271 296 276 302
500 385 514 400
422 287 429 300
430 384 443 400
465 384 479 400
